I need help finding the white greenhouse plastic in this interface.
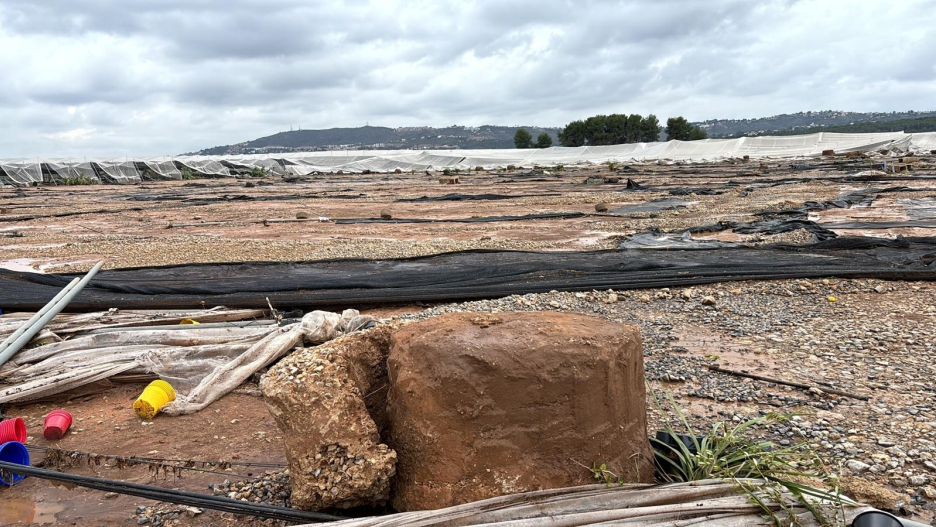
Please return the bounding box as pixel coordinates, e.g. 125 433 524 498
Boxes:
2 132 934 186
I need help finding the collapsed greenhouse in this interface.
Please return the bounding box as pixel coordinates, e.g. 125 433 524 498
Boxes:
2 131 935 186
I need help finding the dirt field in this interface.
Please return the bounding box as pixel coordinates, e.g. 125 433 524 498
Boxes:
1 156 935 525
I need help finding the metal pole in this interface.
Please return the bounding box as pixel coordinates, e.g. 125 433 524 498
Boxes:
0 261 103 368
0 277 81 355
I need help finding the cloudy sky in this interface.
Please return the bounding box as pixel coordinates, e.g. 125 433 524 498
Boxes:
1 0 934 157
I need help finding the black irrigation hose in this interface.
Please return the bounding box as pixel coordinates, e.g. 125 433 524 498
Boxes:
0 460 342 523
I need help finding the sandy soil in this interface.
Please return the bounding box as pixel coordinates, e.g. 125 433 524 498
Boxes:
1 386 283 525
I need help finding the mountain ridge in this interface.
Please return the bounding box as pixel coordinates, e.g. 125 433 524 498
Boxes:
188 111 936 154
188 125 561 155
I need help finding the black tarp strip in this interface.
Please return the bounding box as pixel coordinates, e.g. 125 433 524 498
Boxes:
1 237 934 312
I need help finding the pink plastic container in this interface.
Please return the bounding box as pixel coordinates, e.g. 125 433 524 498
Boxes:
0 417 26 443
43 410 72 440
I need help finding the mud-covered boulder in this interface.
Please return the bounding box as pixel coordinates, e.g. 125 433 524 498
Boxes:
386 311 654 511
260 325 397 510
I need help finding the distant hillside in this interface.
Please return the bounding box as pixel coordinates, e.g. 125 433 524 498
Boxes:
190 125 561 155
696 110 936 138
738 116 936 137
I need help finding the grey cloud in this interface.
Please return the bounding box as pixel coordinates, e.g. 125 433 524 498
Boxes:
0 0 934 157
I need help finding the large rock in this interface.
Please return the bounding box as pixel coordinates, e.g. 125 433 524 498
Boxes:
386 311 653 511
260 325 397 510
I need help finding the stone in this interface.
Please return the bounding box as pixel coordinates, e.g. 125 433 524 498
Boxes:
386 311 654 511
846 460 870 473
296 211 310 219
701 296 716 306
921 486 936 499
261 325 399 510
594 202 609 213
910 475 928 486
380 209 392 220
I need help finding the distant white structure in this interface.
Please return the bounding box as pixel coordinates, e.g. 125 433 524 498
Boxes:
2 132 934 186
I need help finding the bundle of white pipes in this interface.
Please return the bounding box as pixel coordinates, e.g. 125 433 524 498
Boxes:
0 261 103 369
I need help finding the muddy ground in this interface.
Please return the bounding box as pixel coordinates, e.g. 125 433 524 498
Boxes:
1 156 935 525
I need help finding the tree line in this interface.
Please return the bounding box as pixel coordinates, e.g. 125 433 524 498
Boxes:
514 114 707 148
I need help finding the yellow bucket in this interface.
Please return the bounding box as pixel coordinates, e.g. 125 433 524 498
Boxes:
133 380 176 419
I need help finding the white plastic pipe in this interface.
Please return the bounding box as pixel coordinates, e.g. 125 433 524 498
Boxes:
0 277 81 355
0 261 103 368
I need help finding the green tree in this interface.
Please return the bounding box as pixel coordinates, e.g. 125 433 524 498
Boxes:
665 117 692 141
558 120 587 147
606 114 629 144
688 127 708 140
514 128 533 149
665 117 707 141
625 114 643 143
640 114 661 142
584 115 610 145
535 132 553 148
559 113 676 145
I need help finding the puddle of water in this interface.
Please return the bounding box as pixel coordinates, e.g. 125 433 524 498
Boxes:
0 258 97 273
0 244 66 250
0 259 44 273
672 327 769 372
0 495 64 525
574 231 616 247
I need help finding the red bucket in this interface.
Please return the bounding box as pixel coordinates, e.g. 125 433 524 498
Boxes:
0 417 26 443
43 410 72 440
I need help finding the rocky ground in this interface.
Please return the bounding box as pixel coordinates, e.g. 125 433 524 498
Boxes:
2 155 935 525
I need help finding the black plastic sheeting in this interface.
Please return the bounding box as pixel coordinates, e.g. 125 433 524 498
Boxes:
902 198 936 220
334 212 585 224
624 190 936 246
2 237 934 312
396 193 559 202
124 192 332 204
609 198 693 214
731 218 838 241
668 188 724 196
823 220 936 230
756 187 917 218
